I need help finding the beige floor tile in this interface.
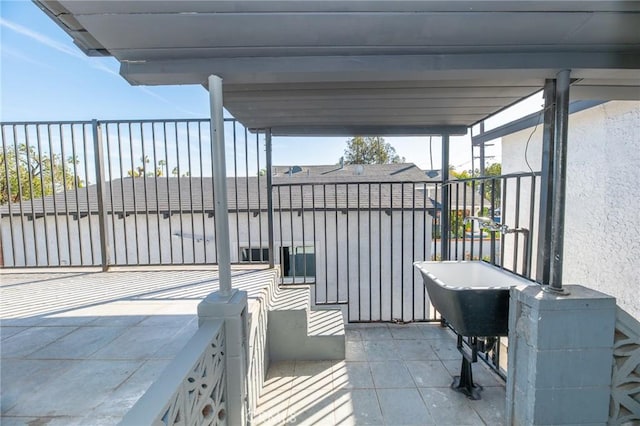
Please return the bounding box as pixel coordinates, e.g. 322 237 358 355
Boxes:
333 389 384 426
419 387 485 425
363 340 400 361
405 360 454 388
292 361 334 389
28 326 126 359
369 361 414 388
333 361 374 390
346 340 367 361
286 387 336 426
376 388 434 425
1 326 77 358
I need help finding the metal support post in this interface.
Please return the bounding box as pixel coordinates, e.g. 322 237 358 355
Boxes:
208 75 232 297
92 120 110 271
470 144 475 176
536 79 557 284
478 124 487 261
548 70 571 292
479 122 486 177
441 134 450 260
265 129 275 269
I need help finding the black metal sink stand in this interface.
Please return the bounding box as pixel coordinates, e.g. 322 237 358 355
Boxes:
451 335 483 400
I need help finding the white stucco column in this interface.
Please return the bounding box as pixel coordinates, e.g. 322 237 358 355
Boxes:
208 74 232 296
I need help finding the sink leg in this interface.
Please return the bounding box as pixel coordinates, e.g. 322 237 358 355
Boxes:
451 357 483 400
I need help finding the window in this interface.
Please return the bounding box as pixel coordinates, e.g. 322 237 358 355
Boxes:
240 247 270 263
281 246 315 277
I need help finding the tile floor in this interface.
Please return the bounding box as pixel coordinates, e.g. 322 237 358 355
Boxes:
252 323 506 426
0 267 276 425
2 269 506 425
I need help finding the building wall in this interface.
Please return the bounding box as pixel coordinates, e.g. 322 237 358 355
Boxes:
502 101 640 319
1 208 433 322
0 214 102 266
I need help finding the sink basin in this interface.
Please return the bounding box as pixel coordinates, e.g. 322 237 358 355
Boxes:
413 261 533 337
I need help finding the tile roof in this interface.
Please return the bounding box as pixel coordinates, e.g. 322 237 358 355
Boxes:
272 163 432 182
1 174 438 216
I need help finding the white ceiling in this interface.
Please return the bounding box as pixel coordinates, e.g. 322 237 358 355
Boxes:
36 1 640 135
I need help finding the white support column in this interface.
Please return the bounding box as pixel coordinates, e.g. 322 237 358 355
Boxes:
203 75 249 426
208 74 232 297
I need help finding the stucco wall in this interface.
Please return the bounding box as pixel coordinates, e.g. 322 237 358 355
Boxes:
0 214 102 266
502 101 640 319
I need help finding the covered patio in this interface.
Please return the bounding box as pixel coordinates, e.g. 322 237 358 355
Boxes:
3 1 640 424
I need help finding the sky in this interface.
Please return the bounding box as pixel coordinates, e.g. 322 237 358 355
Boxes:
0 1 543 172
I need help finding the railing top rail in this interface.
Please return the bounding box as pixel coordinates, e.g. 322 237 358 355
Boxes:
444 171 541 185
272 179 440 187
271 172 540 188
0 120 93 126
98 118 236 124
0 117 239 126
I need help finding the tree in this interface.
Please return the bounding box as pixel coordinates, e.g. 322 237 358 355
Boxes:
484 162 502 178
481 162 502 211
0 144 83 204
128 156 167 177
450 162 503 212
451 162 501 180
343 136 405 165
450 167 472 180
158 160 167 177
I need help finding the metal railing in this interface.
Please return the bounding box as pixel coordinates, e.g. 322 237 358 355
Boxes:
440 172 541 378
2 119 542 372
0 119 267 268
441 172 541 277
268 172 540 346
272 180 438 323
1 121 95 267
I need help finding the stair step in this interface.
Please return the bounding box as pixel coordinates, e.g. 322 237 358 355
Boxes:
270 286 309 311
308 309 345 337
267 285 345 361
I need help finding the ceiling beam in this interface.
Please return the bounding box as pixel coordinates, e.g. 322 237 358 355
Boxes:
264 125 469 137
120 53 640 86
44 1 640 15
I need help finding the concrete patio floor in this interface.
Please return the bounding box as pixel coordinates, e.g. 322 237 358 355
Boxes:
253 323 506 426
0 266 276 425
1 267 506 426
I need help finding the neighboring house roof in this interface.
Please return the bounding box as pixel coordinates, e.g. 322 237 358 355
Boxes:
272 163 437 211
274 165 492 211
1 164 438 216
272 163 433 183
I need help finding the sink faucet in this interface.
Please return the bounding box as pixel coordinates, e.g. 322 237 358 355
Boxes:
463 216 531 276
